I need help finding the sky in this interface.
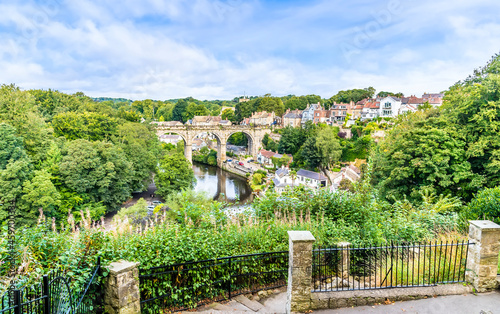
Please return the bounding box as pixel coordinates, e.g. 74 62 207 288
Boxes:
0 0 500 100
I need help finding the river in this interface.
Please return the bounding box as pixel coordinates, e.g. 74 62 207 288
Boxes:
192 162 254 204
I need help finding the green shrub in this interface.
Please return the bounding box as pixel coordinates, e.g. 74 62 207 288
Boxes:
460 187 500 225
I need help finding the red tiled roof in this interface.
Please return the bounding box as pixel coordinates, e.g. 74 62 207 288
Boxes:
259 149 276 158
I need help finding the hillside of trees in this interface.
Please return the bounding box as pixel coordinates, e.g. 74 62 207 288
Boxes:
0 86 167 225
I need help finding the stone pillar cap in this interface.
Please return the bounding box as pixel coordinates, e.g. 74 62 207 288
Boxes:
288 230 315 242
109 260 140 275
469 220 500 231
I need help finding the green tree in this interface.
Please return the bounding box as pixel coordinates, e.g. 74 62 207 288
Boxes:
113 122 161 192
278 127 305 155
156 154 196 198
371 111 475 201
52 111 118 141
228 132 248 146
461 187 500 224
59 139 133 212
21 169 61 220
221 108 236 122
329 87 375 104
185 102 210 121
172 99 189 123
0 85 52 164
300 137 321 170
316 128 342 169
0 123 33 221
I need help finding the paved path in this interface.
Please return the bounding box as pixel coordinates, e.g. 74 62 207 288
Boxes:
313 291 500 314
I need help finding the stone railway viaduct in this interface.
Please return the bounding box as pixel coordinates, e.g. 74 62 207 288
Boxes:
154 123 273 166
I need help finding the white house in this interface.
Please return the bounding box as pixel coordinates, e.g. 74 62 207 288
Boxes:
273 168 296 193
361 100 380 121
301 102 322 126
378 96 402 119
258 149 276 166
296 169 328 189
159 134 182 145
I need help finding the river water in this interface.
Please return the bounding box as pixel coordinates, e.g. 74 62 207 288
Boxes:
192 162 254 204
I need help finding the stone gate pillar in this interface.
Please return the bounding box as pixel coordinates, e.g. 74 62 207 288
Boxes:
466 220 500 292
286 231 315 313
104 260 141 314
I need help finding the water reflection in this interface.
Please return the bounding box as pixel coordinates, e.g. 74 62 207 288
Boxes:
193 162 253 204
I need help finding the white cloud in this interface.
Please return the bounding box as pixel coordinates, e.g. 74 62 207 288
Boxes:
0 0 499 100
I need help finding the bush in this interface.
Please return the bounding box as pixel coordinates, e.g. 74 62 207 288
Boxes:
115 198 149 223
460 187 500 225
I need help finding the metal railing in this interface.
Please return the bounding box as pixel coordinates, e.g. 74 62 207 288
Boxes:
0 258 103 314
312 241 472 292
139 251 288 313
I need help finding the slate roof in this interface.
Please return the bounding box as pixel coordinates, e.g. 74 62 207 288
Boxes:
276 168 289 177
297 169 327 181
283 110 303 119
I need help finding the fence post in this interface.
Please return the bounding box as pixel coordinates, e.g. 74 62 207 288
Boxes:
338 242 350 280
228 257 232 300
104 260 141 314
286 231 315 314
466 220 500 292
13 290 21 314
43 275 49 314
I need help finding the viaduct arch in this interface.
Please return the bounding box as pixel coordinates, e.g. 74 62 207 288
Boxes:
154 123 273 166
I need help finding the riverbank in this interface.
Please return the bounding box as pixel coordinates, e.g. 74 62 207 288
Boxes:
221 162 252 179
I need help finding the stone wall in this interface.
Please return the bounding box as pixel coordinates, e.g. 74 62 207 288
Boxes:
286 220 500 312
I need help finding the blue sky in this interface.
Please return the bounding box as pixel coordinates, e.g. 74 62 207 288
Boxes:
1 0 499 100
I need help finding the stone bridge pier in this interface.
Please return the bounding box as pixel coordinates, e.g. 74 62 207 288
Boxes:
154 124 273 166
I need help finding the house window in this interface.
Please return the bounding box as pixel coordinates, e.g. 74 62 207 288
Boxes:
385 102 391 108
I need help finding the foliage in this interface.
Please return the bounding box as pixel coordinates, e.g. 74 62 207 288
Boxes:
156 153 196 198
262 133 278 152
315 128 342 169
59 139 133 214
193 148 217 166
228 132 248 146
278 126 305 155
0 124 33 221
371 54 500 202
338 178 353 191
377 91 404 98
52 111 118 141
115 198 149 223
172 99 189 123
371 111 474 201
252 173 263 185
221 108 236 123
327 87 375 105
460 187 500 225
283 95 322 110
235 94 285 122
113 122 161 192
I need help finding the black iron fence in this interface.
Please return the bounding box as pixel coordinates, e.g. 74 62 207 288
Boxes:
139 251 288 313
312 241 473 292
0 258 103 314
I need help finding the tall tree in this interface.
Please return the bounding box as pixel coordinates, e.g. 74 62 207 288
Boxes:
316 128 342 169
329 87 375 104
172 99 189 123
278 127 306 155
156 154 196 198
0 123 33 221
59 139 133 212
